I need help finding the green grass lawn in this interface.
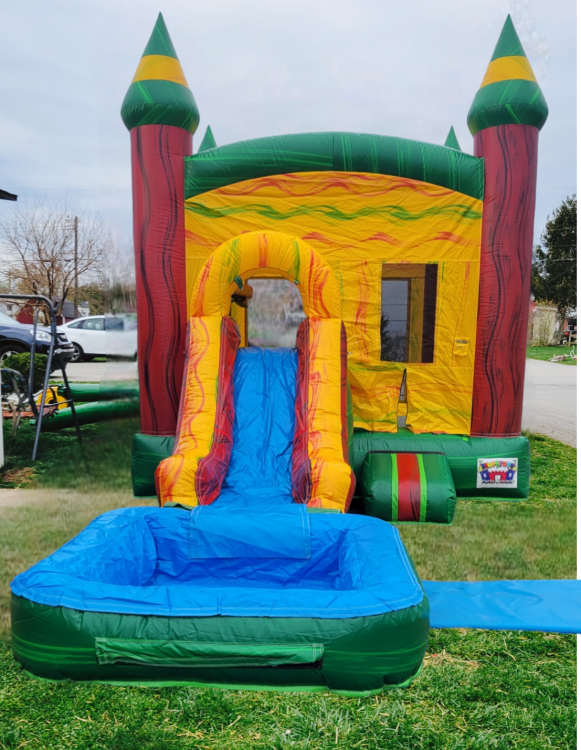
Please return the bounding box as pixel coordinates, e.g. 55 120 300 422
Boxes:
0 418 137 490
0 421 576 749
0 629 574 750
0 421 98 489
527 344 577 365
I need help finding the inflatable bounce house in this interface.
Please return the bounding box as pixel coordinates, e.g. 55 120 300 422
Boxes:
10 14 580 695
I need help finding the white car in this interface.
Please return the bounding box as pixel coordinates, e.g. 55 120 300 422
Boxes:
58 315 137 362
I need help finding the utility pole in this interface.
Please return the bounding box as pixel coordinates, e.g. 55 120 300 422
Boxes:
73 216 78 318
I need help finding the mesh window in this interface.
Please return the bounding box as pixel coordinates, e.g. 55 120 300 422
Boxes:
380 264 438 363
244 279 305 348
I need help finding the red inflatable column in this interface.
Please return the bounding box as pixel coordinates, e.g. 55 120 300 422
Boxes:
131 125 192 435
471 124 539 437
466 16 548 437
121 13 199 436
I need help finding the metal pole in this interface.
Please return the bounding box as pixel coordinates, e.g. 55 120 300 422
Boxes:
0 367 3 469
32 302 56 461
29 308 38 393
59 352 82 444
73 216 78 318
28 308 39 419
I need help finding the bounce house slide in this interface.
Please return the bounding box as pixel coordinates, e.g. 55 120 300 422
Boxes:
10 15 581 700
156 232 356 513
158 338 351 511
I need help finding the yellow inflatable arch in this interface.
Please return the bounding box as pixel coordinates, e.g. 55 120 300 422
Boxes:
156 230 355 511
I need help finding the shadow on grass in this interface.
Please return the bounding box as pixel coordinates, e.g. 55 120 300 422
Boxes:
1 417 140 491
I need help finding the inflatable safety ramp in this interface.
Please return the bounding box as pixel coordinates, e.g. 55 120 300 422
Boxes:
11 506 429 695
360 451 456 524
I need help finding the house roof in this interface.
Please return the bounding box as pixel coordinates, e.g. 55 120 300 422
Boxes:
59 299 76 318
53 298 87 318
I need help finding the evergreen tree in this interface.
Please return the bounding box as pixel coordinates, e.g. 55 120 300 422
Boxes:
532 195 577 320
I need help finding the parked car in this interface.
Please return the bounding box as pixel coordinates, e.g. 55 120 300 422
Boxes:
0 310 75 365
58 315 138 362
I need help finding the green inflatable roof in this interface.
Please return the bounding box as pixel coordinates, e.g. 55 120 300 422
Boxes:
467 15 548 135
121 13 200 133
185 132 484 201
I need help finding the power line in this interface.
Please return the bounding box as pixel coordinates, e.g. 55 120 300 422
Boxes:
0 187 101 192
534 263 576 284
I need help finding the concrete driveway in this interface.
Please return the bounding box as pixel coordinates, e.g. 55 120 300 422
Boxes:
523 359 577 447
53 360 138 383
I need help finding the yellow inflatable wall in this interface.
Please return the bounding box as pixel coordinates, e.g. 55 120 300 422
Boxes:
185 172 482 435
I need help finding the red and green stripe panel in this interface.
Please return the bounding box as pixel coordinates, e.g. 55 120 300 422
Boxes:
360 452 456 524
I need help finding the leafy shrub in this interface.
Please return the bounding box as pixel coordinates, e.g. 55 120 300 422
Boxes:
2 353 48 394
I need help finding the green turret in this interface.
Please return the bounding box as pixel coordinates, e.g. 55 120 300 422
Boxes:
198 125 217 152
467 15 548 136
122 14 196 438
121 13 200 133
468 15 548 438
444 127 461 151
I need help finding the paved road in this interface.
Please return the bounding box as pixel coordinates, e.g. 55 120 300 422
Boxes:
522 359 577 447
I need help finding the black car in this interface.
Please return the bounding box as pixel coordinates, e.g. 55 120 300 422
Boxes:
0 310 75 364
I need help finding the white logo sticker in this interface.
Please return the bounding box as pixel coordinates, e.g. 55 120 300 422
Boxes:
476 458 518 489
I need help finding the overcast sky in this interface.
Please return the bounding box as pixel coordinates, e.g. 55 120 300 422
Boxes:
0 0 576 258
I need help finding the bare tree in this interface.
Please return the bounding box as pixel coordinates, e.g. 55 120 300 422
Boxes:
102 229 136 314
0 198 103 321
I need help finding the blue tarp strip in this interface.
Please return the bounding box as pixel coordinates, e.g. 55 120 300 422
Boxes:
424 580 581 634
